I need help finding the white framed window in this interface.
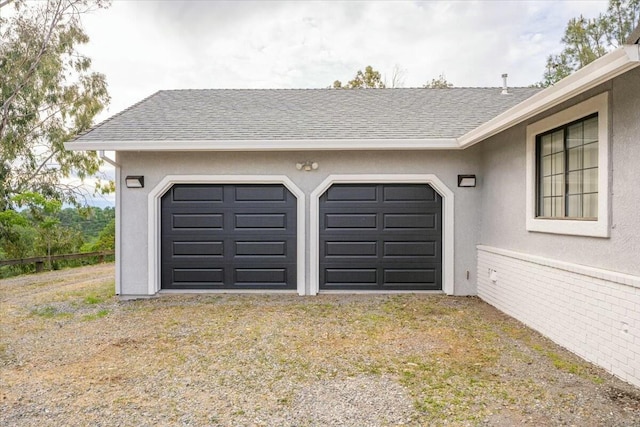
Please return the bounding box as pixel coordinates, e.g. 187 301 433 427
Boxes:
525 92 609 237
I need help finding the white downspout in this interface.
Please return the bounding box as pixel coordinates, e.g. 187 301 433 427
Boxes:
99 150 121 295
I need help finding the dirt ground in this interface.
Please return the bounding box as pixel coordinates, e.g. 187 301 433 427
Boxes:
1 263 639 426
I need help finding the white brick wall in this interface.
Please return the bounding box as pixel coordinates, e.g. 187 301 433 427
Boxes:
477 245 640 388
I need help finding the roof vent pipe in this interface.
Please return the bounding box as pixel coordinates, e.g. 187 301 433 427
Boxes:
501 73 509 95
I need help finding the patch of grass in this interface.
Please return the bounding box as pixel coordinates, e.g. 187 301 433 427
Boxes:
30 305 72 319
84 294 103 304
531 344 604 384
42 280 115 306
82 309 110 321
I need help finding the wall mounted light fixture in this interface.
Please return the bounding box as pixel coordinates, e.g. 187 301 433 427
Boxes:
125 175 144 188
296 161 319 171
457 174 476 187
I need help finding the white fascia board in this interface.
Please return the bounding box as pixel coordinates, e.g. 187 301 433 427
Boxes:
64 138 460 152
457 45 640 148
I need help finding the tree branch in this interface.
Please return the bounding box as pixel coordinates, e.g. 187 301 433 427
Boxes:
0 0 68 140
15 148 61 193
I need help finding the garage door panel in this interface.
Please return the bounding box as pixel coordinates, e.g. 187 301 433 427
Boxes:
161 184 297 290
235 268 287 283
324 213 377 229
173 241 224 257
320 183 442 291
383 269 437 284
234 213 288 229
235 186 285 202
325 268 377 284
172 185 224 202
325 185 377 201
325 241 377 257
171 213 224 229
383 241 436 257
235 241 287 256
173 268 224 284
383 185 436 202
383 213 436 229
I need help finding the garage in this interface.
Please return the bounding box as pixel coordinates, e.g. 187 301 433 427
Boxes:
161 184 297 290
319 183 442 291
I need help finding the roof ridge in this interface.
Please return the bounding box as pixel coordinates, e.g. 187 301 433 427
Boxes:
156 87 536 92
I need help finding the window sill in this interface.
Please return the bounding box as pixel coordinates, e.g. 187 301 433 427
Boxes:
534 216 597 221
526 217 609 237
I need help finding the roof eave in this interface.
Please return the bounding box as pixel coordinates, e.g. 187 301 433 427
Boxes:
64 138 461 152
457 45 640 148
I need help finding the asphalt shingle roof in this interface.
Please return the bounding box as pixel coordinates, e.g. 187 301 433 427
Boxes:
75 88 542 142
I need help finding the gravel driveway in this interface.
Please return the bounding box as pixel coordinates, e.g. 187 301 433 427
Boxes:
1 263 639 426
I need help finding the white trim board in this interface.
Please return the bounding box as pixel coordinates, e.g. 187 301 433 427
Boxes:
114 162 122 295
147 175 306 296
477 245 640 289
67 138 460 151
309 174 455 295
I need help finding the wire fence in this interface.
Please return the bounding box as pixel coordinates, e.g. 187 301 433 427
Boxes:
0 251 115 278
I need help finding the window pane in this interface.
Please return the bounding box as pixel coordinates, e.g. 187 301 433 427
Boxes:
584 168 598 193
542 155 551 176
551 130 564 153
567 170 582 194
552 196 564 217
568 146 583 171
552 174 564 197
541 135 552 156
542 176 552 197
583 142 598 168
567 122 583 148
552 152 564 174
567 194 582 217
583 117 598 143
583 193 598 218
543 197 551 217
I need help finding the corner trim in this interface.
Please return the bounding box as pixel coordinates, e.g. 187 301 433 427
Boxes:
147 175 306 296
309 174 454 295
114 158 121 295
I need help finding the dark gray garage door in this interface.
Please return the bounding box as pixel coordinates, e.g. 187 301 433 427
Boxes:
161 184 297 290
319 184 442 291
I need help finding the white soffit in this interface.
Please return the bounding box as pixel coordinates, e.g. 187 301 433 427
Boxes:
457 45 640 148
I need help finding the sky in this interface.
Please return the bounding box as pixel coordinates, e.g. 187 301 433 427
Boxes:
71 0 611 206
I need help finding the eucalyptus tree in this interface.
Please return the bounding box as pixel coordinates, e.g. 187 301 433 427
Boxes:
0 0 111 210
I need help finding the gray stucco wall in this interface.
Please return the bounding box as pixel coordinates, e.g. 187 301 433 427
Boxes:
117 148 483 296
479 67 640 276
